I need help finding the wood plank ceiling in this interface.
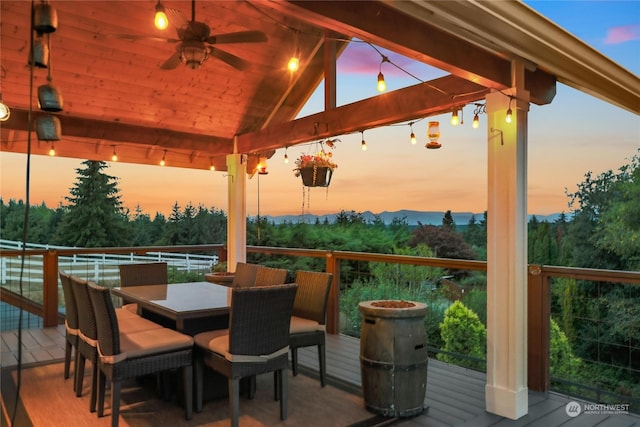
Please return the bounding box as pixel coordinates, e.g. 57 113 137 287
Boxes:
0 0 558 172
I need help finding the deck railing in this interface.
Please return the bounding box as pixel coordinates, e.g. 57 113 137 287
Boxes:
1 242 638 407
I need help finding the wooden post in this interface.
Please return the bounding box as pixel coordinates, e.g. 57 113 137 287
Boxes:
42 250 59 327
527 264 550 392
325 254 339 334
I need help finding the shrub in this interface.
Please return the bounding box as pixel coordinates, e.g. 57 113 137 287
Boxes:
438 300 486 370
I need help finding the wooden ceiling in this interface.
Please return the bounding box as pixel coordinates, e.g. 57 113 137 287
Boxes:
0 1 567 172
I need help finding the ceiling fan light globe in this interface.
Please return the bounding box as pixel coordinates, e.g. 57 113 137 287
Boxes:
180 42 208 69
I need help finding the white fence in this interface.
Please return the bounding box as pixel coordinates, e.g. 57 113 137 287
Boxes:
0 239 218 285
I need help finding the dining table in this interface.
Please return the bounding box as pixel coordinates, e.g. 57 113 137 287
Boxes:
111 281 232 335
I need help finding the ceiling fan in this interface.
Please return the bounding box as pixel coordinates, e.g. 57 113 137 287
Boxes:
113 0 267 71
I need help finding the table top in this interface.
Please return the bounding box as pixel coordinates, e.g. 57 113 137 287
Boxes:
112 281 232 321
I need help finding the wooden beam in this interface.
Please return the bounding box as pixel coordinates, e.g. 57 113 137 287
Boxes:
269 0 555 105
3 110 233 153
237 75 489 153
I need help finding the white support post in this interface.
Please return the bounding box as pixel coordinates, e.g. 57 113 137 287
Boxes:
226 151 247 271
484 61 530 419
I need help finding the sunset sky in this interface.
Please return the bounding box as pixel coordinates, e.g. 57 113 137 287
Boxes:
1 1 639 219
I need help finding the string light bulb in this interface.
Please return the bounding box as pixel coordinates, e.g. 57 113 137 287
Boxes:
48 143 56 156
450 110 459 126
111 145 118 162
361 131 367 151
472 113 480 129
288 50 300 72
154 1 168 30
210 164 215 171
377 72 386 93
409 122 417 144
505 97 513 123
0 94 10 122
288 30 300 72
284 150 289 164
160 150 166 166
377 55 389 93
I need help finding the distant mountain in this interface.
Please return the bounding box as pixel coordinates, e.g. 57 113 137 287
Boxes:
258 210 566 226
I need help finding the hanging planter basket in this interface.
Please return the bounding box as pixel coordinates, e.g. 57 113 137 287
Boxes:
300 165 333 187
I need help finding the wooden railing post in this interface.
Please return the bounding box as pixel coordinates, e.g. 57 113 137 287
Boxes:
528 264 550 392
42 250 59 327
325 253 339 334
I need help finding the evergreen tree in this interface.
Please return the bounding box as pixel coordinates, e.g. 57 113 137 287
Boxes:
52 161 128 247
442 210 456 231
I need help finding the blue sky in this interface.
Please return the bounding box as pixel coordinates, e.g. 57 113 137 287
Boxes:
1 1 638 218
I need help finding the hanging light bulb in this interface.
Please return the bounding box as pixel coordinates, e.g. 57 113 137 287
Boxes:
450 110 459 126
111 146 118 162
288 49 300 72
48 143 56 156
472 114 480 129
409 122 417 144
361 131 367 151
210 164 216 171
377 55 389 93
288 31 300 72
377 72 386 93
154 1 168 30
0 94 10 122
160 150 166 166
284 151 289 164
505 97 513 123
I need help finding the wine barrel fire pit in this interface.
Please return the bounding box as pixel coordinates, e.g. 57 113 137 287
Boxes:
358 300 428 417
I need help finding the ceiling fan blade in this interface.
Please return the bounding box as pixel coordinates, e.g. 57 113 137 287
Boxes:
109 34 180 43
206 30 267 45
209 48 250 71
160 52 182 70
166 7 188 29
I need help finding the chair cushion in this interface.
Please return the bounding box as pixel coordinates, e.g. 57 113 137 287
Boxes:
194 329 288 363
117 315 164 334
289 315 325 334
115 307 140 319
107 328 193 362
121 303 139 313
194 328 229 350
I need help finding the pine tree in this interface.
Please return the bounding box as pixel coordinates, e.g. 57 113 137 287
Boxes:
53 161 128 247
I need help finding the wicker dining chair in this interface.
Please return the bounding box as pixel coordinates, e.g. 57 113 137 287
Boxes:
69 274 100 413
59 270 80 390
230 262 260 288
87 282 194 427
289 270 333 386
193 283 298 427
118 262 168 312
254 265 289 286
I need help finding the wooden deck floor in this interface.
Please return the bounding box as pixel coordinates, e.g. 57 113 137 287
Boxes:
2 326 639 427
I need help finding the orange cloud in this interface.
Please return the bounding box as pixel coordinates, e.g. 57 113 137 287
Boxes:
604 24 639 44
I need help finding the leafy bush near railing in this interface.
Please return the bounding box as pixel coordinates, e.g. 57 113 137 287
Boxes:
438 301 486 370
550 317 582 377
